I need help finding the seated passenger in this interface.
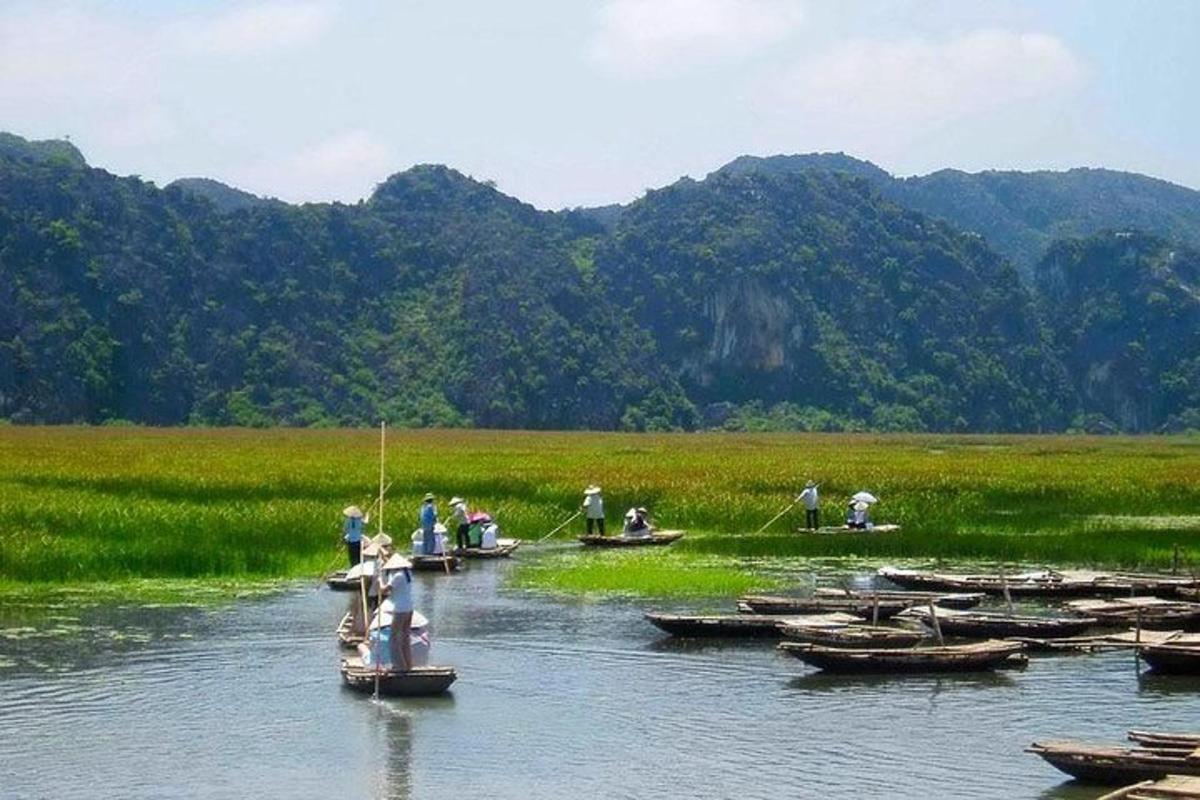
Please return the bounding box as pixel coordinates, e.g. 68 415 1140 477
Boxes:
623 507 651 537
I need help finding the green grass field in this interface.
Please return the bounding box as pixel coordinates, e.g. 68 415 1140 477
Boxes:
1 427 1199 602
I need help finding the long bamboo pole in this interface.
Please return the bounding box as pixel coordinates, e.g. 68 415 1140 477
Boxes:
375 420 385 700
755 501 797 534
538 510 582 543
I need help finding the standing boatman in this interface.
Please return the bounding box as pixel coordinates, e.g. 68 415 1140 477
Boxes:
343 505 366 565
582 485 605 536
419 493 439 555
448 496 470 550
798 481 820 531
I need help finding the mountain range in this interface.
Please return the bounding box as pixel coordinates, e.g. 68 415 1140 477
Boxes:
1 132 1198 433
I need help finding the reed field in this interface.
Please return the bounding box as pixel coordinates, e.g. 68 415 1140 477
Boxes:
1 427 1199 601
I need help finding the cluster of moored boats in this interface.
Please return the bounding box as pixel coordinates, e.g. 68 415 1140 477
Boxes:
646 564 1200 794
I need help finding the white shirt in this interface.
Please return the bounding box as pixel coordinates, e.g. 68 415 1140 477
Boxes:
583 494 604 519
799 487 819 510
388 568 414 613
449 501 468 525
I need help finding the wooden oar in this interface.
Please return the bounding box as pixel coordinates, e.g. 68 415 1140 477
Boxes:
755 500 797 534
538 510 582 543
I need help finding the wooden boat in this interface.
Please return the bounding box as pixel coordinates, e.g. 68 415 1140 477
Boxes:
777 621 927 649
453 538 521 559
778 639 1024 673
336 611 362 649
813 587 986 610
1128 731 1200 750
579 530 685 547
325 570 359 591
339 656 457 696
906 607 1100 639
1138 643 1200 674
644 612 855 638
738 594 910 620
879 567 1200 598
1027 740 1200 785
803 524 902 535
410 554 461 572
1067 598 1200 631
1096 775 1200 800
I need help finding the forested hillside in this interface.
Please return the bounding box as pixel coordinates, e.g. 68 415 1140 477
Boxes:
718 154 1200 274
1 132 1198 432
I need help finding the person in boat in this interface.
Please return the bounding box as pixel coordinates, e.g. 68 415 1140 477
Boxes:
623 507 651 537
850 501 870 529
382 553 415 671
582 485 605 536
449 496 470 551
419 493 438 556
797 481 820 530
343 505 366 566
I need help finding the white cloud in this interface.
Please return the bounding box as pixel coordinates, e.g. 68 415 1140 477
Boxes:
239 130 398 202
780 29 1085 128
170 1 336 58
588 0 804 76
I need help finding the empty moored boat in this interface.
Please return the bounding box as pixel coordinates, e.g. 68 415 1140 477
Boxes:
777 621 927 649
1027 740 1200 784
778 639 1024 673
339 657 457 696
906 607 1100 639
1094 774 1200 799
813 587 985 610
879 567 1200 598
579 530 685 547
1067 598 1200 631
739 594 910 620
1138 642 1200 674
645 611 858 638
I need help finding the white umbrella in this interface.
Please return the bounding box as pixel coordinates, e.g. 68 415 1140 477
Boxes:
851 491 879 505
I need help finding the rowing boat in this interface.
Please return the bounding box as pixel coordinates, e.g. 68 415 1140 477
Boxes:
1138 643 1200 674
802 524 902 535
325 570 359 591
1096 775 1200 800
410 554 461 572
777 621 927 649
579 530 685 547
879 567 1200 598
336 612 362 649
1128 731 1200 750
453 538 521 559
339 657 457 696
1067 598 1200 631
644 611 856 638
813 588 985 610
1027 740 1200 784
778 639 1024 673
906 607 1100 639
739 594 909 620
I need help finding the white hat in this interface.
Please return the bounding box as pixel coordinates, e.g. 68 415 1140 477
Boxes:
346 561 377 580
805 480 816 488
343 505 364 518
584 485 601 495
423 492 435 502
853 501 869 511
382 553 412 570
450 496 464 505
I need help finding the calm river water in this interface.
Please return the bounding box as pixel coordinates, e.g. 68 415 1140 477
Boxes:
1 561 1197 800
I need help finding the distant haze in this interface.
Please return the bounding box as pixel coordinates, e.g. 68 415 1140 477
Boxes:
0 0 1196 208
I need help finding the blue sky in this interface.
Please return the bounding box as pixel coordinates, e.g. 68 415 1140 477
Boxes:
1 0 1195 208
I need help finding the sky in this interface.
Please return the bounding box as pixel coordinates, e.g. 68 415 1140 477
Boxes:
1 0 1196 209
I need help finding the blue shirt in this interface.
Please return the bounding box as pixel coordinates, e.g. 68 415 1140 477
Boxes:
343 516 364 543
420 503 437 531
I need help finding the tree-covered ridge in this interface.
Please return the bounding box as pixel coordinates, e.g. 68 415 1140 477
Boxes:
717 154 1200 274
1 132 1199 432
1036 231 1200 433
598 169 1071 432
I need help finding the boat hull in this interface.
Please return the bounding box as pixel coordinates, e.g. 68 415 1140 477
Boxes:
779 640 1024 673
1138 644 1200 674
579 531 685 547
453 540 521 559
340 661 457 696
1028 742 1200 785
